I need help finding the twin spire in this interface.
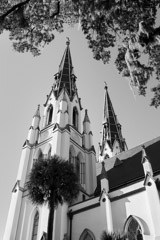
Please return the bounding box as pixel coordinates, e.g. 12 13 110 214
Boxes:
53 39 77 99
34 40 127 158
99 83 127 157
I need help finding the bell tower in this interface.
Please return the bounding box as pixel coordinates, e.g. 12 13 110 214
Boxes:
3 40 97 240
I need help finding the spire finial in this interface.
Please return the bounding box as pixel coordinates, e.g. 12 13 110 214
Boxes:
104 81 108 90
66 37 70 45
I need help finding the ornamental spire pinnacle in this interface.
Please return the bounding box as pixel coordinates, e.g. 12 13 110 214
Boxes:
83 109 91 123
33 104 40 118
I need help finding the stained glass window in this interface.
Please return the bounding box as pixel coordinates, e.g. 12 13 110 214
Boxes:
31 211 39 240
73 107 78 129
47 105 53 125
127 217 143 240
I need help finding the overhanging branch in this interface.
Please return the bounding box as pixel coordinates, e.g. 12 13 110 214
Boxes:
0 0 31 20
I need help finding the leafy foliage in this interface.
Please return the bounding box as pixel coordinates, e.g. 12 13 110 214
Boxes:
100 231 126 240
26 154 80 207
26 154 80 240
1 0 160 106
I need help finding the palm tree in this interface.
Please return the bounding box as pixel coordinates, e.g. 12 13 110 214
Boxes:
100 231 126 240
26 154 80 240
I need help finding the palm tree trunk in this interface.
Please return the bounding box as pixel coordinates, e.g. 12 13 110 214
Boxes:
47 192 55 240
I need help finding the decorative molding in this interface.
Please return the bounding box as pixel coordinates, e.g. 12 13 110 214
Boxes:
40 123 54 133
69 202 100 216
12 180 24 193
110 187 146 202
99 188 108 202
114 157 123 167
57 109 62 114
143 172 154 186
22 140 35 149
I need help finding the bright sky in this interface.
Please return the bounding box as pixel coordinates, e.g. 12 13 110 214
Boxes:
0 26 160 239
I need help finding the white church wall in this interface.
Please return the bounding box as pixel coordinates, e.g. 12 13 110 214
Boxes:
40 128 52 143
51 130 62 155
109 181 143 198
71 197 106 240
61 131 70 159
70 127 82 146
85 152 97 194
111 182 154 237
16 197 49 240
15 197 34 240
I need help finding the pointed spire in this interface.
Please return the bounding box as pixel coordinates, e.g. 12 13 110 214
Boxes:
100 83 127 154
53 39 77 99
33 104 40 118
83 109 90 123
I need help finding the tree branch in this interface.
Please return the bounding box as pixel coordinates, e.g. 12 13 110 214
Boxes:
0 0 31 20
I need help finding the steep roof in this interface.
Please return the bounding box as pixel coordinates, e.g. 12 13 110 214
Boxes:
96 136 160 193
99 84 127 154
53 39 77 99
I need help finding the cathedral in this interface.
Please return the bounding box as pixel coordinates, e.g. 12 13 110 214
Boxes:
3 40 160 240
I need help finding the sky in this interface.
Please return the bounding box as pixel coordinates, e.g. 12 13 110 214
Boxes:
0 26 160 239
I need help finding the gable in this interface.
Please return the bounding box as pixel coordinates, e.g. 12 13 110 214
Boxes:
96 136 160 193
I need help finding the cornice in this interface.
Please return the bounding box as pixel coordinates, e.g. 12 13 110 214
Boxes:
110 187 146 202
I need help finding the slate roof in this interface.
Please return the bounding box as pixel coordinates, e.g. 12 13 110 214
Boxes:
96 136 160 194
53 40 77 99
100 85 127 155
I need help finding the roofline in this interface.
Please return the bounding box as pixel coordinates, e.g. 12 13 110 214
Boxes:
108 135 160 162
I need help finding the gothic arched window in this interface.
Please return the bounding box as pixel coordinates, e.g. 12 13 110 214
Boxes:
31 211 39 240
47 105 53 125
76 157 80 180
73 107 78 129
79 229 96 240
38 151 43 160
48 147 51 159
77 153 85 188
125 216 143 240
80 160 85 185
69 146 76 172
33 149 43 166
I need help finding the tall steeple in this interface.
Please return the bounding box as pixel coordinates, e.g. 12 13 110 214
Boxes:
53 38 77 99
3 39 97 240
99 83 127 159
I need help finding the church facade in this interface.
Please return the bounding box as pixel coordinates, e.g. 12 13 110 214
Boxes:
3 41 160 240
